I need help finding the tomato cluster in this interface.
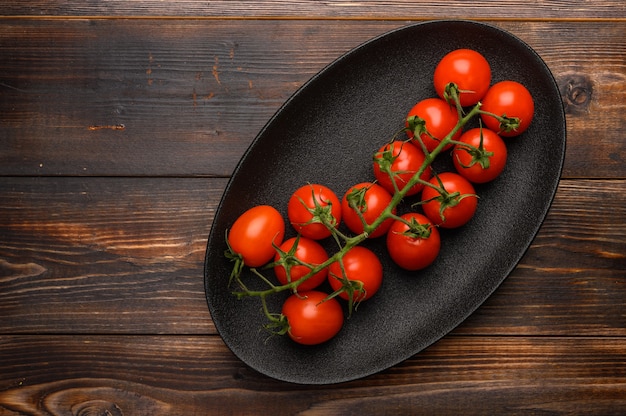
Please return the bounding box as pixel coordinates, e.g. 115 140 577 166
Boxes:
224 48 535 346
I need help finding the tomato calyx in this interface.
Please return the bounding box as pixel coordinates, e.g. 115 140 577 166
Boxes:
442 82 468 116
373 140 421 194
294 189 339 233
442 82 461 105
327 269 366 317
394 215 433 239
345 184 369 215
224 230 245 286
373 143 400 177
415 174 478 224
420 191 462 224
344 184 373 236
497 114 522 135
405 115 434 155
480 110 521 135
270 235 306 283
262 311 290 338
269 235 327 293
454 127 494 170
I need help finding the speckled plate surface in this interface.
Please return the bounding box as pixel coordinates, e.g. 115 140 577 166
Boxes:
204 20 566 384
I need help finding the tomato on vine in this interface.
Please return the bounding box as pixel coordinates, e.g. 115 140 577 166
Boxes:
341 182 395 238
274 236 329 291
288 184 342 240
406 98 461 152
452 127 508 183
420 172 478 229
373 141 432 196
328 246 383 303
480 80 534 137
434 48 491 107
226 205 285 269
281 291 344 345
386 212 441 271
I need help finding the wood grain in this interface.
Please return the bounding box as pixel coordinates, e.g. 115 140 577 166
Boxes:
0 335 624 415
1 178 623 336
1 1 625 412
1 20 624 178
2 0 625 19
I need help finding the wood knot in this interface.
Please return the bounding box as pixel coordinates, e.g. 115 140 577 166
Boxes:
71 400 123 416
558 73 592 115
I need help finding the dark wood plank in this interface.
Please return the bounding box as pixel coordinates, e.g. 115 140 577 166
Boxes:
2 0 625 19
1 177 624 335
0 335 625 415
0 177 222 335
1 20 624 178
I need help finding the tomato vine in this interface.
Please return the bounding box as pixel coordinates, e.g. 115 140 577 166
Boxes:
223 48 534 345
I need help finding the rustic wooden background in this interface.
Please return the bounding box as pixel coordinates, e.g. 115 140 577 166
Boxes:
1 1 625 414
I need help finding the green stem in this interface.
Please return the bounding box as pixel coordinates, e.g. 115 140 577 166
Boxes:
363 102 482 236
232 232 366 300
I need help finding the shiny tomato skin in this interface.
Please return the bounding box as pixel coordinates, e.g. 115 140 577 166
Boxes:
406 98 461 152
373 141 432 196
480 80 534 137
328 246 383 302
288 184 342 240
282 290 344 345
453 128 508 183
274 237 329 291
341 182 395 238
421 172 478 229
228 205 285 267
434 48 491 107
386 213 441 271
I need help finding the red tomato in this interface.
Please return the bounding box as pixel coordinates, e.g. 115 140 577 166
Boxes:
227 205 285 267
434 48 491 107
328 246 383 302
406 98 461 152
373 141 432 196
341 182 395 238
452 127 508 183
421 172 478 229
386 213 441 271
288 184 342 240
282 290 343 345
274 237 329 291
480 80 534 137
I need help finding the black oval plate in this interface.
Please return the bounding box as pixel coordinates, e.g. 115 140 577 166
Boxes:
204 20 566 384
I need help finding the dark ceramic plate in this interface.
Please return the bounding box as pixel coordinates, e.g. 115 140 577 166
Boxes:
205 20 566 384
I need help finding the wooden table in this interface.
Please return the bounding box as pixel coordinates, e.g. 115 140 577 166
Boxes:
1 2 625 414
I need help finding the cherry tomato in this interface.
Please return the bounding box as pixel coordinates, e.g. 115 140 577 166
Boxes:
341 182 395 238
288 184 342 240
227 205 285 267
274 237 329 291
373 141 432 196
282 290 343 345
452 127 508 183
421 172 478 229
328 246 383 302
434 48 491 107
480 80 534 137
406 98 461 152
386 212 441 271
